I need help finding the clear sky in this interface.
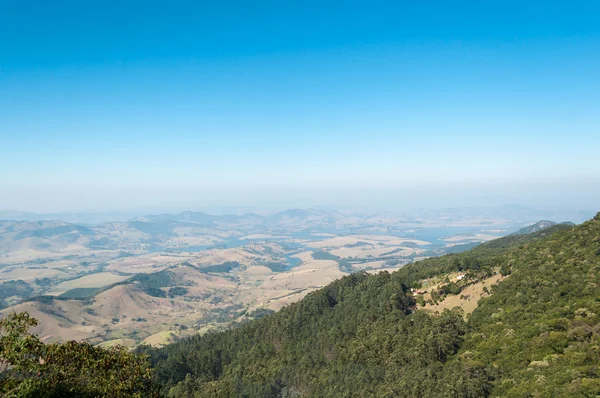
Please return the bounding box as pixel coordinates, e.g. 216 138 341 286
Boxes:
1 1 599 212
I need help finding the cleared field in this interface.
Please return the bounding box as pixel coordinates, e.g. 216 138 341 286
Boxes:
260 260 344 290
54 272 130 291
422 273 505 316
352 235 430 244
0 301 94 342
365 266 405 275
443 233 499 242
263 288 317 311
382 238 431 246
0 267 62 281
97 338 137 348
192 248 258 266
352 260 387 270
329 246 416 258
107 255 180 273
304 236 365 248
0 249 67 263
142 331 178 347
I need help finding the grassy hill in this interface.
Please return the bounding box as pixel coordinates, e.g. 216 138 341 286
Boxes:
144 213 600 397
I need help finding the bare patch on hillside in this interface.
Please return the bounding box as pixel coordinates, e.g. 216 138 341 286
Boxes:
420 273 506 316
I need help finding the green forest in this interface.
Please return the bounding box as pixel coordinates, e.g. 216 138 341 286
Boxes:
2 214 599 397
142 214 600 397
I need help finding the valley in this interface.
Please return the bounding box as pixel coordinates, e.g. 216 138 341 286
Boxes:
0 208 551 347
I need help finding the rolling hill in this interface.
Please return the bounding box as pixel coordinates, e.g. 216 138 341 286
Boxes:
145 213 600 397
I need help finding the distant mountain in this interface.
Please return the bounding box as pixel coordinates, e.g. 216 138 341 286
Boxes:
418 205 594 224
0 220 99 253
265 208 341 227
0 210 46 222
140 208 345 230
512 220 576 235
141 211 263 226
0 210 140 225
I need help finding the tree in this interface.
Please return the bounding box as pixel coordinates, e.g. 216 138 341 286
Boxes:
0 312 159 397
439 282 461 296
499 263 511 276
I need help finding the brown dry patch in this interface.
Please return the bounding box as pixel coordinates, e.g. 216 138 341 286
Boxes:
141 331 179 348
292 251 314 262
0 249 68 263
192 248 256 266
171 265 236 290
365 266 405 275
53 272 129 291
1 301 94 342
304 236 363 248
0 267 62 282
330 246 416 259
263 288 318 311
97 339 137 348
443 233 499 243
421 273 506 316
107 256 170 274
238 259 344 309
352 235 431 246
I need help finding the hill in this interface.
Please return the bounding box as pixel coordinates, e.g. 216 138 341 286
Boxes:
145 213 600 397
512 220 576 235
513 220 557 234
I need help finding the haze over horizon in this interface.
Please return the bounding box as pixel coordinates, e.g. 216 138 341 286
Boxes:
2 1 599 212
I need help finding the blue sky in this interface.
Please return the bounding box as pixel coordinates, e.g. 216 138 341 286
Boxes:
1 1 599 212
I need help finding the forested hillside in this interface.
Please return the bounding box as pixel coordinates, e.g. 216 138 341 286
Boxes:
143 214 600 397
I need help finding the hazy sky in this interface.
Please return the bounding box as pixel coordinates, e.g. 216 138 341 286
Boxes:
1 1 599 212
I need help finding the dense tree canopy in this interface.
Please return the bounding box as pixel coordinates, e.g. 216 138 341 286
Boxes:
145 215 600 397
0 312 159 397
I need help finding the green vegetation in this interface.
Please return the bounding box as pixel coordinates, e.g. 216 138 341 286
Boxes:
130 270 176 287
59 287 100 299
246 308 275 319
0 312 159 397
311 250 340 261
312 250 357 272
200 261 241 273
261 262 288 272
142 287 166 298
88 236 114 248
168 287 188 298
143 214 600 397
438 281 461 296
0 280 33 309
337 257 354 273
129 270 186 298
34 277 54 287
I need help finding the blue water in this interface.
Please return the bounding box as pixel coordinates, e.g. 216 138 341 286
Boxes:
282 253 302 270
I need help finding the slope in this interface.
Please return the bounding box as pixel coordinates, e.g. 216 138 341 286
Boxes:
146 214 599 397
